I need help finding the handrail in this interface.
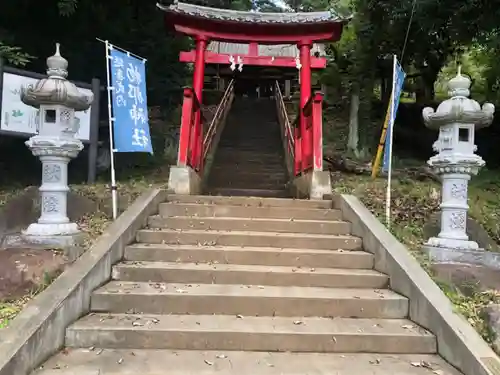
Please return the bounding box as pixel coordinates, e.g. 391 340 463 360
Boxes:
203 79 235 161
274 81 295 176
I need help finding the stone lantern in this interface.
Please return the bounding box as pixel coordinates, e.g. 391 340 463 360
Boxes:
422 68 494 260
20 43 93 243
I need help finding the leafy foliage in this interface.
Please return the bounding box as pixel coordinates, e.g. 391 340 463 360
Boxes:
0 42 32 66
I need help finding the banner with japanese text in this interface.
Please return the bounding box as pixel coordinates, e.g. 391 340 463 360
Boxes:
109 47 153 153
382 58 406 172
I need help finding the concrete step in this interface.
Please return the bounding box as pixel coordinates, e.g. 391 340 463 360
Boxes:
147 215 351 235
208 182 287 191
112 261 388 288
215 152 282 158
210 169 288 181
66 314 435 353
208 172 286 182
136 229 362 250
212 156 285 164
212 153 284 161
208 188 290 198
219 145 283 154
34 349 463 375
164 194 331 209
214 149 284 156
209 169 287 179
158 202 341 220
208 169 286 178
209 169 288 178
124 244 374 269
91 281 408 318
215 149 283 156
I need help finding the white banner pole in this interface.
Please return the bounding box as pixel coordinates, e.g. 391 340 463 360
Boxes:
104 40 118 220
385 54 397 229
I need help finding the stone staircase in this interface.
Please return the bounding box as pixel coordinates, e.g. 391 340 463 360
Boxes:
34 194 461 375
207 98 289 198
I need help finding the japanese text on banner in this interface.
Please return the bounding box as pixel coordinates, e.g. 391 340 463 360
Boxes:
382 60 406 172
109 48 153 153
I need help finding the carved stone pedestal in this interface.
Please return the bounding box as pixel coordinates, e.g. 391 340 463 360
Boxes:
23 138 83 241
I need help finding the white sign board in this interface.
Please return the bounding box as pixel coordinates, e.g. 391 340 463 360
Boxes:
1 72 92 141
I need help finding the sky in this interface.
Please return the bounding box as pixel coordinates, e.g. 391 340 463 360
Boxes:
273 0 289 9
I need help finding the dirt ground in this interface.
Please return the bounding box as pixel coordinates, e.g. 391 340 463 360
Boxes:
433 263 500 293
0 248 66 300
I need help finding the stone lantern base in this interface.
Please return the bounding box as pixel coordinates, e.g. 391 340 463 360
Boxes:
423 244 500 271
22 222 84 248
425 236 480 251
424 234 483 264
24 221 79 236
3 226 87 262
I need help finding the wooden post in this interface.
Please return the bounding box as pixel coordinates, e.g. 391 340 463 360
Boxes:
87 78 101 183
178 88 194 165
298 41 312 172
312 92 323 171
219 78 226 92
191 36 207 170
321 84 327 100
285 80 291 97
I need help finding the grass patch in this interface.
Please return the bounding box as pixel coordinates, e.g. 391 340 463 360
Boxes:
0 167 171 328
332 169 500 346
0 271 60 329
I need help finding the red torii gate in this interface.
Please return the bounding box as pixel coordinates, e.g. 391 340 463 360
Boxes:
158 1 349 193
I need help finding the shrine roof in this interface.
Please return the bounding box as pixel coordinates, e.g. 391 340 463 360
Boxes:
157 1 350 25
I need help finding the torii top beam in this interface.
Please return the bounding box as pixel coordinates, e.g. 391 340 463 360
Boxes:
156 1 351 44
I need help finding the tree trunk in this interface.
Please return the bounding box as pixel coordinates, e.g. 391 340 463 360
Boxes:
416 69 439 103
358 77 376 153
347 90 360 156
381 76 391 105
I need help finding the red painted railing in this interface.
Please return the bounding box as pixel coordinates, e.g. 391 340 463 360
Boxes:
178 87 204 172
203 79 235 162
275 81 324 177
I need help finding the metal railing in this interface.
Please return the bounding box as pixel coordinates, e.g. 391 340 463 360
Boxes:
275 80 324 177
274 81 295 176
203 79 235 161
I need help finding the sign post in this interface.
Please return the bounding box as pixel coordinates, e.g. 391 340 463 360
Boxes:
382 55 406 228
102 39 153 219
0 61 100 183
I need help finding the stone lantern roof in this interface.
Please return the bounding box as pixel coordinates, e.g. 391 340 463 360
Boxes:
423 68 494 130
21 43 93 111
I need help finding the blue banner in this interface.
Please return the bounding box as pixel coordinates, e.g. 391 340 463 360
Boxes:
109 47 153 153
382 58 406 172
